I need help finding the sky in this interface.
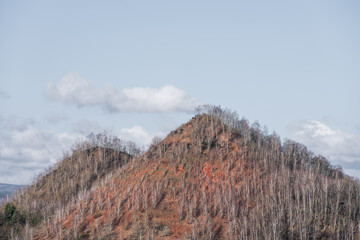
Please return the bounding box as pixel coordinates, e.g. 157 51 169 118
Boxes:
0 1 359 184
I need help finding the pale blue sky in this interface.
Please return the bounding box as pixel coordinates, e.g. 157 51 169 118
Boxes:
0 1 359 184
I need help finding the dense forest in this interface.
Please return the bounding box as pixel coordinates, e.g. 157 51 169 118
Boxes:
1 105 359 239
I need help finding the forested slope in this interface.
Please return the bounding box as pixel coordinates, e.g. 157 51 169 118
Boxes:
0 134 139 239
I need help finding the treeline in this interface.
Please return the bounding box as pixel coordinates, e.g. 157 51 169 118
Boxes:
195 104 350 179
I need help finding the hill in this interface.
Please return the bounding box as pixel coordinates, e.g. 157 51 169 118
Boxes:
0 134 139 239
1 106 360 239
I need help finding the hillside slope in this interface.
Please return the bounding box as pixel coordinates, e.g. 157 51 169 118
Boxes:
2 106 360 239
31 106 360 239
0 134 138 239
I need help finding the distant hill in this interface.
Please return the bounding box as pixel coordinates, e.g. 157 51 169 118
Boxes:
1 106 360 239
0 134 139 239
0 183 24 202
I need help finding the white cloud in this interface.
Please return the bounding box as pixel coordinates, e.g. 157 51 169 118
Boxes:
119 126 164 147
71 120 163 147
46 73 200 113
71 119 163 147
0 116 82 185
290 120 360 179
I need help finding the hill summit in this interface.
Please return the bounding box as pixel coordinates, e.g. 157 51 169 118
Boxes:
1 105 360 239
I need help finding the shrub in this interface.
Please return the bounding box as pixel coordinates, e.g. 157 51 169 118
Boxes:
4 203 16 224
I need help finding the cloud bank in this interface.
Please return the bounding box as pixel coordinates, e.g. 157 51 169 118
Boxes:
0 115 163 184
0 115 81 185
290 120 360 179
46 74 200 113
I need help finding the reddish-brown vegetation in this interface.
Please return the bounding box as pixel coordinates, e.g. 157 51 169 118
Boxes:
1 105 360 239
